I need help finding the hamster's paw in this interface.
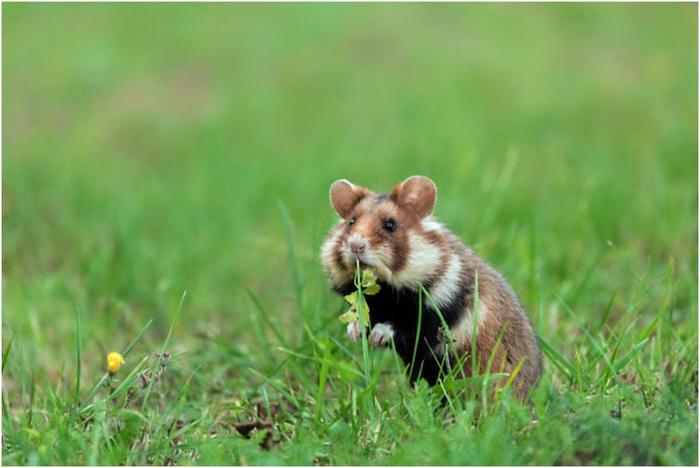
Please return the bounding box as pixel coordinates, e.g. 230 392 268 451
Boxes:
346 321 361 342
369 323 395 347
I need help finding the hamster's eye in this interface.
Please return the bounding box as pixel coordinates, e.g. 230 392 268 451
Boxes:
382 218 397 233
348 216 356 226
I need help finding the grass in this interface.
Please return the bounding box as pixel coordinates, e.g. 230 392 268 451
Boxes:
2 3 698 465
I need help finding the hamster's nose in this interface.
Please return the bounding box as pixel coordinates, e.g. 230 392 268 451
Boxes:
349 241 366 255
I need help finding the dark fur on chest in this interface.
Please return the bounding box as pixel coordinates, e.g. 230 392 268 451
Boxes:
334 281 469 385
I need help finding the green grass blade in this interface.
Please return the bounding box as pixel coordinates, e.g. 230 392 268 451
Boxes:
75 308 82 404
556 294 619 386
108 355 150 401
598 338 650 384
566 248 605 308
2 335 14 373
240 283 288 348
278 200 304 314
537 335 574 382
122 318 154 358
471 272 480 382
408 286 424 382
140 291 187 412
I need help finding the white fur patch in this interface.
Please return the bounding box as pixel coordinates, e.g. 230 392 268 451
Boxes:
320 221 350 286
420 217 444 232
391 233 442 288
450 301 490 352
428 250 463 307
364 245 395 282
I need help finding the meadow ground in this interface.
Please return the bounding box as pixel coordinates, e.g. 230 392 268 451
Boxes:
2 4 698 465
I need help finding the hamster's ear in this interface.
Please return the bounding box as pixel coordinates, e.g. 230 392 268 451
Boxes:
329 179 369 218
391 175 437 219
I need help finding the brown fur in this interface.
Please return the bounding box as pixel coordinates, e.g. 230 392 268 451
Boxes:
444 244 543 398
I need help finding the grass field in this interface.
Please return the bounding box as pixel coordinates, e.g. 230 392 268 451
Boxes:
2 3 698 465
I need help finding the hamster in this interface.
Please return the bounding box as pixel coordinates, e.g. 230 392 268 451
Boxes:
320 175 542 398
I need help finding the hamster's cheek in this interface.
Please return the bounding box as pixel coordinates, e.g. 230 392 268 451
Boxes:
367 244 394 281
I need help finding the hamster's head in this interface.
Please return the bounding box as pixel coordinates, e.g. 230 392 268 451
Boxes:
321 175 444 291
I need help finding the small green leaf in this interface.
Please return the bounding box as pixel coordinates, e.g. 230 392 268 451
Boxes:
344 292 358 305
361 269 378 288
358 296 370 328
339 310 358 324
340 268 378 331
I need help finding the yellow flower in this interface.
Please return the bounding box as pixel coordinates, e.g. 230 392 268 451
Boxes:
106 352 125 374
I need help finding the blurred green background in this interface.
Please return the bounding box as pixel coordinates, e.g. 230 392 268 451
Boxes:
2 3 697 465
